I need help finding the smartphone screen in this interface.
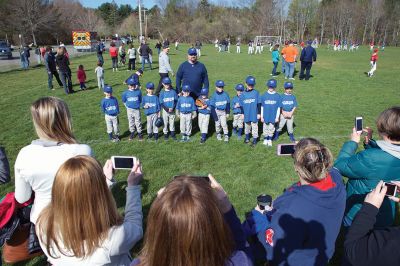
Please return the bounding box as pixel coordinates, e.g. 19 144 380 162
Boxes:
113 157 135 169
355 117 363 132
279 144 296 155
385 183 397 197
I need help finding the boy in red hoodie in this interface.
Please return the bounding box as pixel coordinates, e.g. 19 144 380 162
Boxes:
77 64 87 90
368 49 378 77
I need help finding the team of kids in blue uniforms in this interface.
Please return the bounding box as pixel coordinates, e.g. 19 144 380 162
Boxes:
101 76 298 146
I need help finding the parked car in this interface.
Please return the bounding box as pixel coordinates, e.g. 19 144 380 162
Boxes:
0 40 12 59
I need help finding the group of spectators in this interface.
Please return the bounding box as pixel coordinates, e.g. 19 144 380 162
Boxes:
1 92 400 266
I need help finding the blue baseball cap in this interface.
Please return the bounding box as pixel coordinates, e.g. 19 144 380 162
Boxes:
200 88 209 95
266 79 277 88
215 80 225 87
235 84 245 91
284 82 294 89
104 85 112 93
127 78 138 86
182 84 191 92
146 82 155 89
246 76 256 85
162 77 171 85
188 48 197 55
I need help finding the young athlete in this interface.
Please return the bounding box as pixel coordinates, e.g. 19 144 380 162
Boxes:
94 61 105 90
232 84 244 139
142 82 161 141
197 88 211 144
159 77 178 140
124 69 143 85
100 85 120 142
122 78 143 141
77 64 87 90
367 48 378 77
274 81 297 142
240 76 261 147
260 79 281 147
210 80 230 142
176 85 197 142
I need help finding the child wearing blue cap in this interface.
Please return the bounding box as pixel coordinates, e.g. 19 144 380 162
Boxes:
122 78 143 141
197 88 211 144
176 85 197 142
210 80 230 142
159 77 178 140
142 82 161 141
274 82 297 142
232 84 245 139
100 85 120 142
260 79 281 147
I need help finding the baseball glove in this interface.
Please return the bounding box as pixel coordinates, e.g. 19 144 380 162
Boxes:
195 98 205 108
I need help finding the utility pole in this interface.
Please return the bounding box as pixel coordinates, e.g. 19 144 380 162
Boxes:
138 0 143 41
144 8 147 38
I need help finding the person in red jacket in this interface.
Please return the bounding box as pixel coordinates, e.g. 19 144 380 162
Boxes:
77 65 87 90
109 42 118 72
367 48 378 77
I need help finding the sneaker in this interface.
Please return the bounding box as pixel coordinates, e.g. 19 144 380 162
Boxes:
147 133 153 139
267 140 272 147
224 135 229 142
180 136 186 142
164 134 169 140
171 135 177 141
138 134 143 141
200 138 205 144
186 136 191 142
244 138 250 144
263 139 268 145
112 137 120 142
217 134 222 141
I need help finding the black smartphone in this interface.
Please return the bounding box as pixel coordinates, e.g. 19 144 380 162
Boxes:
111 156 136 170
385 183 397 197
277 144 296 156
355 117 363 133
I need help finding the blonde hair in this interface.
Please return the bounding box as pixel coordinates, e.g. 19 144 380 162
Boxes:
30 97 77 144
138 176 233 266
293 138 333 183
37 156 122 258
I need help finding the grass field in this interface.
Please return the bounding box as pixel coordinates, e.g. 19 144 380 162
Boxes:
0 43 399 265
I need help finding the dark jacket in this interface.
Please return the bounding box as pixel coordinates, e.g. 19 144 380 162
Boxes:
176 61 209 96
44 52 57 72
0 147 10 184
256 168 346 266
55 54 70 73
139 44 151 58
344 202 400 266
334 140 400 227
300 45 317 62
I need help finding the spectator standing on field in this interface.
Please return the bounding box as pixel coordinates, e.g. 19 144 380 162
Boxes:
155 41 162 55
55 47 74 94
44 46 63 90
195 40 202 57
109 42 118 72
96 40 105 65
156 44 174 96
138 41 152 71
236 39 241 53
0 146 10 184
271 44 280 77
282 41 298 80
127 44 136 71
299 40 317 81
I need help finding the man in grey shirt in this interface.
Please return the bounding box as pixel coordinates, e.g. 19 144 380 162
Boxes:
155 44 174 96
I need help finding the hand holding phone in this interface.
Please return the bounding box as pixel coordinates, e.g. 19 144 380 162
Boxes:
355 117 363 134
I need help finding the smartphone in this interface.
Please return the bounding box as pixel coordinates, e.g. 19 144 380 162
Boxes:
111 156 136 170
277 144 296 156
355 117 363 133
385 183 397 197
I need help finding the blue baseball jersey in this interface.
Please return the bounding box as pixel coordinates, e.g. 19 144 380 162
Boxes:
231 95 242 114
122 89 142 109
159 89 178 110
210 91 230 113
261 91 282 123
280 93 298 112
125 73 140 85
101 97 119 116
197 97 211 115
239 89 261 123
177 96 196 113
142 95 160 115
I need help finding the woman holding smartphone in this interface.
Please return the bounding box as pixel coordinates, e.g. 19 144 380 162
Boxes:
335 106 400 228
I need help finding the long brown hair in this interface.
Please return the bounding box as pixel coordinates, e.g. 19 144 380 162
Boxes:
138 176 234 266
30 97 77 144
36 156 122 258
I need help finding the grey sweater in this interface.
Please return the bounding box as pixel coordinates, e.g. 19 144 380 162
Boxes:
159 51 173 74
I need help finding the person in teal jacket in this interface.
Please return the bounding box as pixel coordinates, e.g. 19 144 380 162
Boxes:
271 44 280 77
334 107 400 228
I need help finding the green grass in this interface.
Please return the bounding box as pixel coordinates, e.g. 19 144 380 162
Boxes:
0 44 399 265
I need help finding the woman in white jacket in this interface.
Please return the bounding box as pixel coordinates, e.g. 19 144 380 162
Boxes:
14 96 92 224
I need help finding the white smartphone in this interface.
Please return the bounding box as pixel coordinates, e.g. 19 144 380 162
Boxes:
355 117 363 133
111 156 137 170
277 144 296 156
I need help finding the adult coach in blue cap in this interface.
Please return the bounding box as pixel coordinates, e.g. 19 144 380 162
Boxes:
176 48 209 99
299 40 317 80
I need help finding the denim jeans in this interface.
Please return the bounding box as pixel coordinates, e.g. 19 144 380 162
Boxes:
141 56 152 71
47 70 63 89
281 60 286 75
97 53 104 65
111 57 118 68
285 62 295 78
59 71 72 94
272 61 278 75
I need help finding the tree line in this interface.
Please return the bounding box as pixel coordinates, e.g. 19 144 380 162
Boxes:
0 0 399 46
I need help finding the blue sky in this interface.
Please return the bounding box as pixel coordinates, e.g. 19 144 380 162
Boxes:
80 0 157 9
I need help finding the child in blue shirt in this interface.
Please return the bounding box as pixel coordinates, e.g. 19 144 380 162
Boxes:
197 88 211 144
260 79 281 147
210 80 230 142
100 85 120 142
232 84 244 139
274 82 298 142
159 77 178 140
122 78 143 141
176 85 197 142
142 82 161 141
240 76 261 147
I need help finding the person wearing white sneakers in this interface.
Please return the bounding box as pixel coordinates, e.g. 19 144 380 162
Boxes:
260 79 281 147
